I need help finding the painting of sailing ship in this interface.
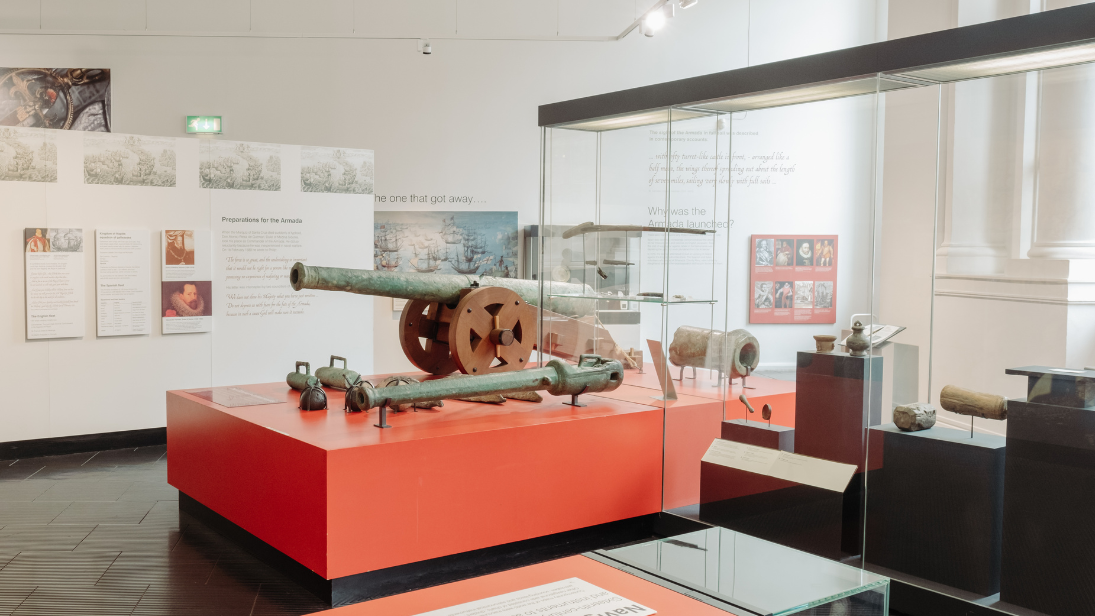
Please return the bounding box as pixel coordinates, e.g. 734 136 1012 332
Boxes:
373 211 519 277
0 127 56 182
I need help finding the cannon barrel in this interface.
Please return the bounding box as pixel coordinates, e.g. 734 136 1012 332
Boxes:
363 355 623 411
939 385 1007 420
668 326 760 379
290 262 595 316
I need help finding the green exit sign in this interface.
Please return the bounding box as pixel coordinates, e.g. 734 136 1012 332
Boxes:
186 116 222 134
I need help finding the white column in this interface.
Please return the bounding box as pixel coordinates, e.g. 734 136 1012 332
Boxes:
1028 61 1095 259
937 0 1028 273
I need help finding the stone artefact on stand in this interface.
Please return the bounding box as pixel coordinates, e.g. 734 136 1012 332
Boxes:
893 402 937 431
845 321 870 357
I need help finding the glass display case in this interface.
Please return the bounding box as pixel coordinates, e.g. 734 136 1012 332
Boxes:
540 109 730 402
540 7 1095 615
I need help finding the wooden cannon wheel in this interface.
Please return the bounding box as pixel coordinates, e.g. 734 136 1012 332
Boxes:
399 299 459 375
450 286 537 375
398 286 537 375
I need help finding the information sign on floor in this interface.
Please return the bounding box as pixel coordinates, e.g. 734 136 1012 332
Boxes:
412 578 656 616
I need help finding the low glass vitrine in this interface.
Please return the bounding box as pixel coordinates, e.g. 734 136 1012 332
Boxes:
596 527 889 616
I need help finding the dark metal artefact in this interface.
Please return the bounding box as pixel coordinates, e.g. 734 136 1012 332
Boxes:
739 394 756 415
362 355 624 427
668 326 760 382
316 356 360 391
299 379 327 411
343 375 374 413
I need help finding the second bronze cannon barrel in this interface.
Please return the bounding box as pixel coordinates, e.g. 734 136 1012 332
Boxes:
362 354 624 411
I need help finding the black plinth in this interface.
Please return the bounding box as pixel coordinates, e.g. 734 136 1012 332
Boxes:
795 352 883 471
865 424 1005 595
721 419 794 452
1000 397 1095 615
179 493 679 607
795 351 881 556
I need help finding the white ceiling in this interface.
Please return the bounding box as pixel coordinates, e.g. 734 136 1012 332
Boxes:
0 0 659 39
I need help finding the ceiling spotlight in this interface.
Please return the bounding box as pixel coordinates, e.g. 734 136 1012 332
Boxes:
679 0 698 8
642 7 667 36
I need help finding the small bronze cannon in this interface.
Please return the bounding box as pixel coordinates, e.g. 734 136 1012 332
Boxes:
316 355 360 390
287 361 316 391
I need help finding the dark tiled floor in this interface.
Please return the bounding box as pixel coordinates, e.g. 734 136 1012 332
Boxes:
0 446 328 616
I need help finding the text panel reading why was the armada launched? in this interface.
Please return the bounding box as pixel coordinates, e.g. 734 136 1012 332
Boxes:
644 204 727 266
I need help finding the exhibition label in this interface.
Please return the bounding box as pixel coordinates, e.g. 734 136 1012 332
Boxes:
188 387 282 408
24 227 85 340
411 578 655 616
96 229 151 336
702 438 856 493
161 229 212 334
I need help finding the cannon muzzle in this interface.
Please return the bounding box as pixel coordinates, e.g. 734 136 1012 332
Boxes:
363 354 624 411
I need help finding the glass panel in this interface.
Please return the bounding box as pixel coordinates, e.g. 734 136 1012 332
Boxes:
861 58 1095 616
601 528 889 616
689 79 887 567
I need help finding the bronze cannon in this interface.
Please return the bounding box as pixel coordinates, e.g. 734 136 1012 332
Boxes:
362 354 624 413
290 263 605 376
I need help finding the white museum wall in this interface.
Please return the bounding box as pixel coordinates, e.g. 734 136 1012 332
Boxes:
0 131 373 443
1 0 893 441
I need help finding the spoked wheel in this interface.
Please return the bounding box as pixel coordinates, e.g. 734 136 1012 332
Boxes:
448 286 536 375
398 299 459 375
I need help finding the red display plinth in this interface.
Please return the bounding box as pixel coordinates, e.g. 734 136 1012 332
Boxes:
591 384 723 510
167 377 664 583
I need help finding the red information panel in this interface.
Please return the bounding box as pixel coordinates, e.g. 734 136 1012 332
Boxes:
750 235 837 324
